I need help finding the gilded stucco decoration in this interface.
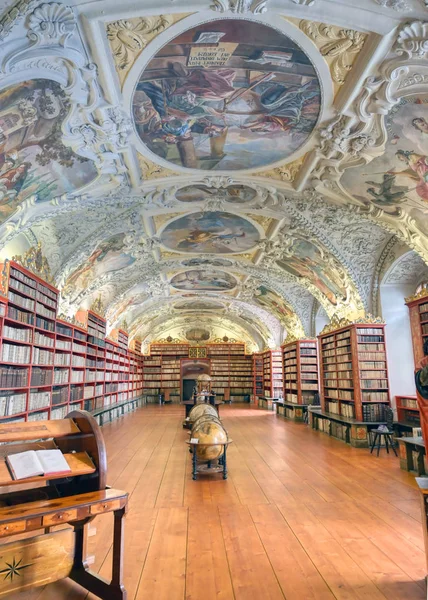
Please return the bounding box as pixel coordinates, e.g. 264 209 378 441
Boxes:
106 14 190 86
11 242 53 283
298 19 367 87
138 155 180 181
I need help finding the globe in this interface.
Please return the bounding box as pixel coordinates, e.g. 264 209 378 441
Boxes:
188 403 218 425
191 414 225 433
191 419 228 461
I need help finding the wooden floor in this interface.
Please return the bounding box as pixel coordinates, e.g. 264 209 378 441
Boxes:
12 404 428 600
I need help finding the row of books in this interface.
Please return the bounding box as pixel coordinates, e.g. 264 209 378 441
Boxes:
0 392 26 416
2 343 30 364
35 331 55 347
357 335 384 343
29 390 51 410
7 305 33 325
361 379 388 389
362 391 388 402
363 403 387 422
326 388 353 400
34 347 54 365
8 291 34 312
356 328 383 336
399 397 418 409
3 324 31 343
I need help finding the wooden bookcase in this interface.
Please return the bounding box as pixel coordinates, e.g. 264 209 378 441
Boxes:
261 350 283 400
406 290 428 367
143 343 189 403
0 260 144 423
405 291 428 441
314 322 390 447
395 395 422 438
252 353 263 401
207 343 252 403
279 339 319 421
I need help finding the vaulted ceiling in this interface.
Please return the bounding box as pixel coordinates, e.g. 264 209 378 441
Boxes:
1 0 428 351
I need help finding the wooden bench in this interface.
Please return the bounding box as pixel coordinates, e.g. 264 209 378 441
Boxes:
0 409 128 599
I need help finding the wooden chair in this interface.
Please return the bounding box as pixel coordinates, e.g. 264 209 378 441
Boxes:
370 407 398 457
0 410 128 599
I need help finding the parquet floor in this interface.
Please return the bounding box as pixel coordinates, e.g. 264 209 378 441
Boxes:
11 404 428 600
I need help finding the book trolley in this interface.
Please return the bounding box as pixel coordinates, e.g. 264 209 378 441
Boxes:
311 319 391 447
278 338 319 422
0 410 127 599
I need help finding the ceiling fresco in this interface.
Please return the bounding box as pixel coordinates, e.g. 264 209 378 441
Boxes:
341 96 428 237
169 269 238 291
159 211 260 254
0 80 97 222
132 19 321 172
0 0 428 350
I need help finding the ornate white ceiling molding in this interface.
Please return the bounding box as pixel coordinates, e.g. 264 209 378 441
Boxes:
310 20 428 263
0 0 39 42
374 0 411 11
210 0 269 13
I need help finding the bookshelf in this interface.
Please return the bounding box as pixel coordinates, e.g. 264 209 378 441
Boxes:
405 290 427 442
314 322 391 447
0 260 144 423
252 353 263 402
261 350 283 400
143 343 189 403
207 343 252 403
279 339 319 421
406 289 428 367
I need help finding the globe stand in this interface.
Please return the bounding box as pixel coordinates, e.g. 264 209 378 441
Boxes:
187 440 232 481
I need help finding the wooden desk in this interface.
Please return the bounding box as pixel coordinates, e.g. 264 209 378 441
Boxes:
0 410 128 600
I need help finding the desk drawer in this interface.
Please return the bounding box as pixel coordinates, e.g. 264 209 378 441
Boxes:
43 509 78 526
90 499 121 515
0 520 26 537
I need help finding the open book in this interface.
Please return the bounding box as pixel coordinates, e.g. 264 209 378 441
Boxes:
6 449 71 480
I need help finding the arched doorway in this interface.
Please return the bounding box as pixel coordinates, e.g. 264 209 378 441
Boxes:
181 359 210 401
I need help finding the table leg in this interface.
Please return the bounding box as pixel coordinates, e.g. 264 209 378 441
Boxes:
192 448 197 481
223 446 228 480
390 435 398 457
370 433 378 454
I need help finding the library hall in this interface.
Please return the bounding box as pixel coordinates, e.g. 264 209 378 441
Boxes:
2 1 428 599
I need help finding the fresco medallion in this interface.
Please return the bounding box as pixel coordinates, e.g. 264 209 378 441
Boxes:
341 96 428 235
160 211 259 254
170 270 237 291
0 79 97 223
132 19 321 171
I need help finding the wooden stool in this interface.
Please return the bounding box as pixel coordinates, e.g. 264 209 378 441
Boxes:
370 407 397 457
370 429 398 456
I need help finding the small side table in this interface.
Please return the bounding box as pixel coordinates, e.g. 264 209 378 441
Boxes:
186 440 233 481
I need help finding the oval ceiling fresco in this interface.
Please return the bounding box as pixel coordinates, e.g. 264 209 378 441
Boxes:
170 270 237 291
132 19 321 171
160 211 259 254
